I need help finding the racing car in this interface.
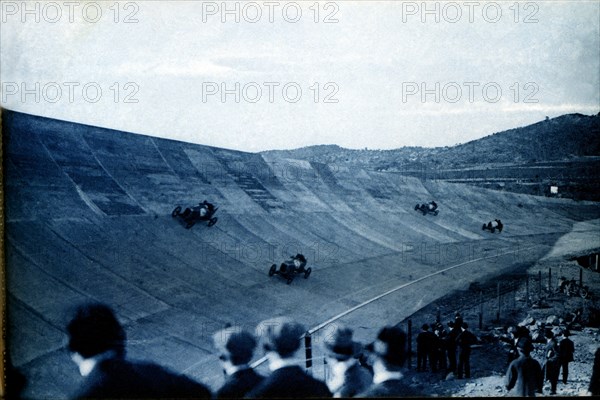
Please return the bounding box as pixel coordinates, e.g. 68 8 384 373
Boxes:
558 276 591 299
482 219 503 233
268 254 312 284
172 200 218 229
415 201 439 216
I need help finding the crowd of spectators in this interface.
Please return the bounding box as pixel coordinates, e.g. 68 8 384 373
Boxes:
5 303 599 399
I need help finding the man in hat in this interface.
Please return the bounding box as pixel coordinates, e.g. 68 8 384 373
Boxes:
323 325 372 397
543 329 560 395
357 325 421 397
246 317 331 398
212 326 264 399
416 323 436 372
433 322 448 372
445 320 459 375
505 337 543 397
558 330 575 385
456 322 478 379
66 302 211 399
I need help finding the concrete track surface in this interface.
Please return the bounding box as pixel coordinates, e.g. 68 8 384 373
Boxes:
3 110 600 398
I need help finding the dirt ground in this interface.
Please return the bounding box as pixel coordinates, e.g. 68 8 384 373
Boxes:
401 257 600 397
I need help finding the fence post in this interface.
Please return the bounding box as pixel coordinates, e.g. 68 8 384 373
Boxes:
407 319 412 370
496 282 501 322
596 254 599 271
479 291 483 330
525 275 530 307
305 333 312 372
513 282 517 310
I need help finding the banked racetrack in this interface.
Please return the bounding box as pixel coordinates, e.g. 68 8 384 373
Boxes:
3 110 600 398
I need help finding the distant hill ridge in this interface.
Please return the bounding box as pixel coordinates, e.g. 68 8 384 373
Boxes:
263 113 600 170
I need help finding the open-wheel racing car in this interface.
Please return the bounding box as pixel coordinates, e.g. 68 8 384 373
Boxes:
482 219 503 233
268 254 311 284
172 200 218 229
415 201 439 216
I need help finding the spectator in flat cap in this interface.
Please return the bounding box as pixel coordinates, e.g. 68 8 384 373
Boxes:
505 337 543 397
357 326 421 398
245 317 331 398
213 326 264 399
323 325 372 397
66 302 211 399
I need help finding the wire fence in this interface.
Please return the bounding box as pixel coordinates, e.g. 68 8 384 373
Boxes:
289 263 598 382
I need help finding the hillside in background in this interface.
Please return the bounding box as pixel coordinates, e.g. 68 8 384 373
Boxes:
4 109 600 398
263 113 600 200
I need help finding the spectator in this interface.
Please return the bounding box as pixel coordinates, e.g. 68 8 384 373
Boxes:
542 329 560 395
558 330 575 385
431 323 447 372
416 324 436 372
446 320 459 375
323 325 372 397
212 326 264 399
506 326 532 367
454 313 464 329
66 302 211 399
505 337 543 397
456 322 477 379
246 317 331 398
357 326 421 397
590 347 600 396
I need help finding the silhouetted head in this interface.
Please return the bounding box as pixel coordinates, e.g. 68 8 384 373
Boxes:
515 326 530 339
369 326 407 370
213 327 257 366
516 337 534 355
67 303 126 359
256 317 305 359
324 325 362 361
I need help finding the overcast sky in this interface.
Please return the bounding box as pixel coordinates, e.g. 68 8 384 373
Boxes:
2 1 599 152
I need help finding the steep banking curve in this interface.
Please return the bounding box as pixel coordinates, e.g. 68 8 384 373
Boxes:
3 110 599 398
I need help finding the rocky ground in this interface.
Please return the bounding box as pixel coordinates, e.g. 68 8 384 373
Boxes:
400 257 600 397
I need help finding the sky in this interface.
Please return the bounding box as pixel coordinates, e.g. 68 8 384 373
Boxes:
1 0 599 152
